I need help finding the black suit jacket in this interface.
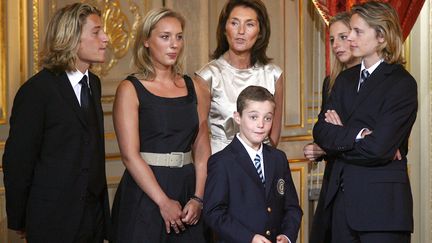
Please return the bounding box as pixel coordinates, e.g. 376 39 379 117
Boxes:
203 137 302 243
2 68 110 242
313 62 417 232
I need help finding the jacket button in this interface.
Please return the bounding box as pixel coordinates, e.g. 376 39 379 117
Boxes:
267 207 272 213
266 230 271 236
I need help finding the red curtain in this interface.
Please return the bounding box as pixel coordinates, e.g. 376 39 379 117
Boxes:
312 0 425 74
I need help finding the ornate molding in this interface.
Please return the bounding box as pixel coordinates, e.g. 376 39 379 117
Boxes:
284 0 305 129
429 1 432 239
0 0 6 124
32 0 39 75
86 0 143 77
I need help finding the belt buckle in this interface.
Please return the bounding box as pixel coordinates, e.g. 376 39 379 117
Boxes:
170 152 184 167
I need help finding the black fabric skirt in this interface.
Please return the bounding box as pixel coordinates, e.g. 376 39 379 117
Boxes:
111 164 206 243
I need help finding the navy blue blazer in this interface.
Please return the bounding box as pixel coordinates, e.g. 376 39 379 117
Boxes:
203 137 302 243
313 62 417 232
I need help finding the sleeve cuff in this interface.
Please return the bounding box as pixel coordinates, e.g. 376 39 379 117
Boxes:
356 128 367 140
282 234 291 243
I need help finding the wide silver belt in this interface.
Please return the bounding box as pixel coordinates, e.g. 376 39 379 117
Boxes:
140 151 193 168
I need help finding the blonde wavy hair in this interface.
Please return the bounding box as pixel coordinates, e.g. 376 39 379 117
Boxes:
40 3 101 72
132 8 185 80
351 1 405 64
328 12 352 96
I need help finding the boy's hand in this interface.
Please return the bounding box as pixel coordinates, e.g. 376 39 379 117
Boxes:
251 234 272 243
276 234 290 243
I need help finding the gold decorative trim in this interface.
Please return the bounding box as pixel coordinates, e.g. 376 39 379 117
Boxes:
284 0 305 129
107 176 122 187
32 0 39 74
105 132 116 140
106 153 121 161
311 0 330 26
291 165 306 243
429 1 432 239
404 36 411 71
20 0 29 85
280 134 312 142
0 0 7 124
101 95 115 103
289 158 309 163
299 0 305 129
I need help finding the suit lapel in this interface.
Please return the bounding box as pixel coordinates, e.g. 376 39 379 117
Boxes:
231 137 266 192
55 71 88 128
345 63 393 120
263 145 275 199
88 73 104 137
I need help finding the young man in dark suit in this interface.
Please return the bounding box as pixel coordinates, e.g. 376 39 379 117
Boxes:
2 3 110 242
313 2 417 243
204 86 302 243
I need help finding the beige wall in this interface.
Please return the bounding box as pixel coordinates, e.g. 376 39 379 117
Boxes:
0 0 430 242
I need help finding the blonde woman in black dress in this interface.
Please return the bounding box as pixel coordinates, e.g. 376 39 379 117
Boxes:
111 8 210 243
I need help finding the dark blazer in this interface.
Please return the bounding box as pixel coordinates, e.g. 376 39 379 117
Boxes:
313 62 417 232
309 76 334 243
203 136 302 243
2 68 110 242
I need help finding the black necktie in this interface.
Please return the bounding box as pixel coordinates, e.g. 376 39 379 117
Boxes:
358 69 370 92
80 75 91 111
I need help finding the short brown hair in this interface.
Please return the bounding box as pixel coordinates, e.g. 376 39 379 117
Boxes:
132 8 185 80
351 1 404 64
212 0 271 65
40 3 101 72
237 85 275 115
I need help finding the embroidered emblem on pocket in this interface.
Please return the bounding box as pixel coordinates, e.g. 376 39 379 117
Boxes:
277 179 285 195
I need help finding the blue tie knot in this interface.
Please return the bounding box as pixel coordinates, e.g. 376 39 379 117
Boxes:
361 69 370 82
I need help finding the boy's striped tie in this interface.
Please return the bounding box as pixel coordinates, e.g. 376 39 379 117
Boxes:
254 154 265 184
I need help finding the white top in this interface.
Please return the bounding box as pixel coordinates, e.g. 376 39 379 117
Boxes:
196 55 282 154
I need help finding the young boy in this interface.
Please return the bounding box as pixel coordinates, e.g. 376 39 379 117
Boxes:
203 86 302 243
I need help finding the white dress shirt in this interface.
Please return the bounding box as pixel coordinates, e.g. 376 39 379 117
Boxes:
66 69 89 106
356 59 384 140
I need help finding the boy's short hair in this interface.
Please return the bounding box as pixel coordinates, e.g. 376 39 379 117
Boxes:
237 85 275 115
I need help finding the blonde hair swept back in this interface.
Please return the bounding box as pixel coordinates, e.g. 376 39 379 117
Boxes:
351 1 405 64
40 3 101 72
132 8 185 80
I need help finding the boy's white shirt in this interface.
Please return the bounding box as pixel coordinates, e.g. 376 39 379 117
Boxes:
236 133 265 181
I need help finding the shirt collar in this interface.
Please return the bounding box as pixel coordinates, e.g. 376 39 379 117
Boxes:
360 58 383 76
66 69 89 87
236 133 263 161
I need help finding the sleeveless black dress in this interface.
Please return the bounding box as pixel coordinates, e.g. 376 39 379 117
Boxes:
111 75 206 243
